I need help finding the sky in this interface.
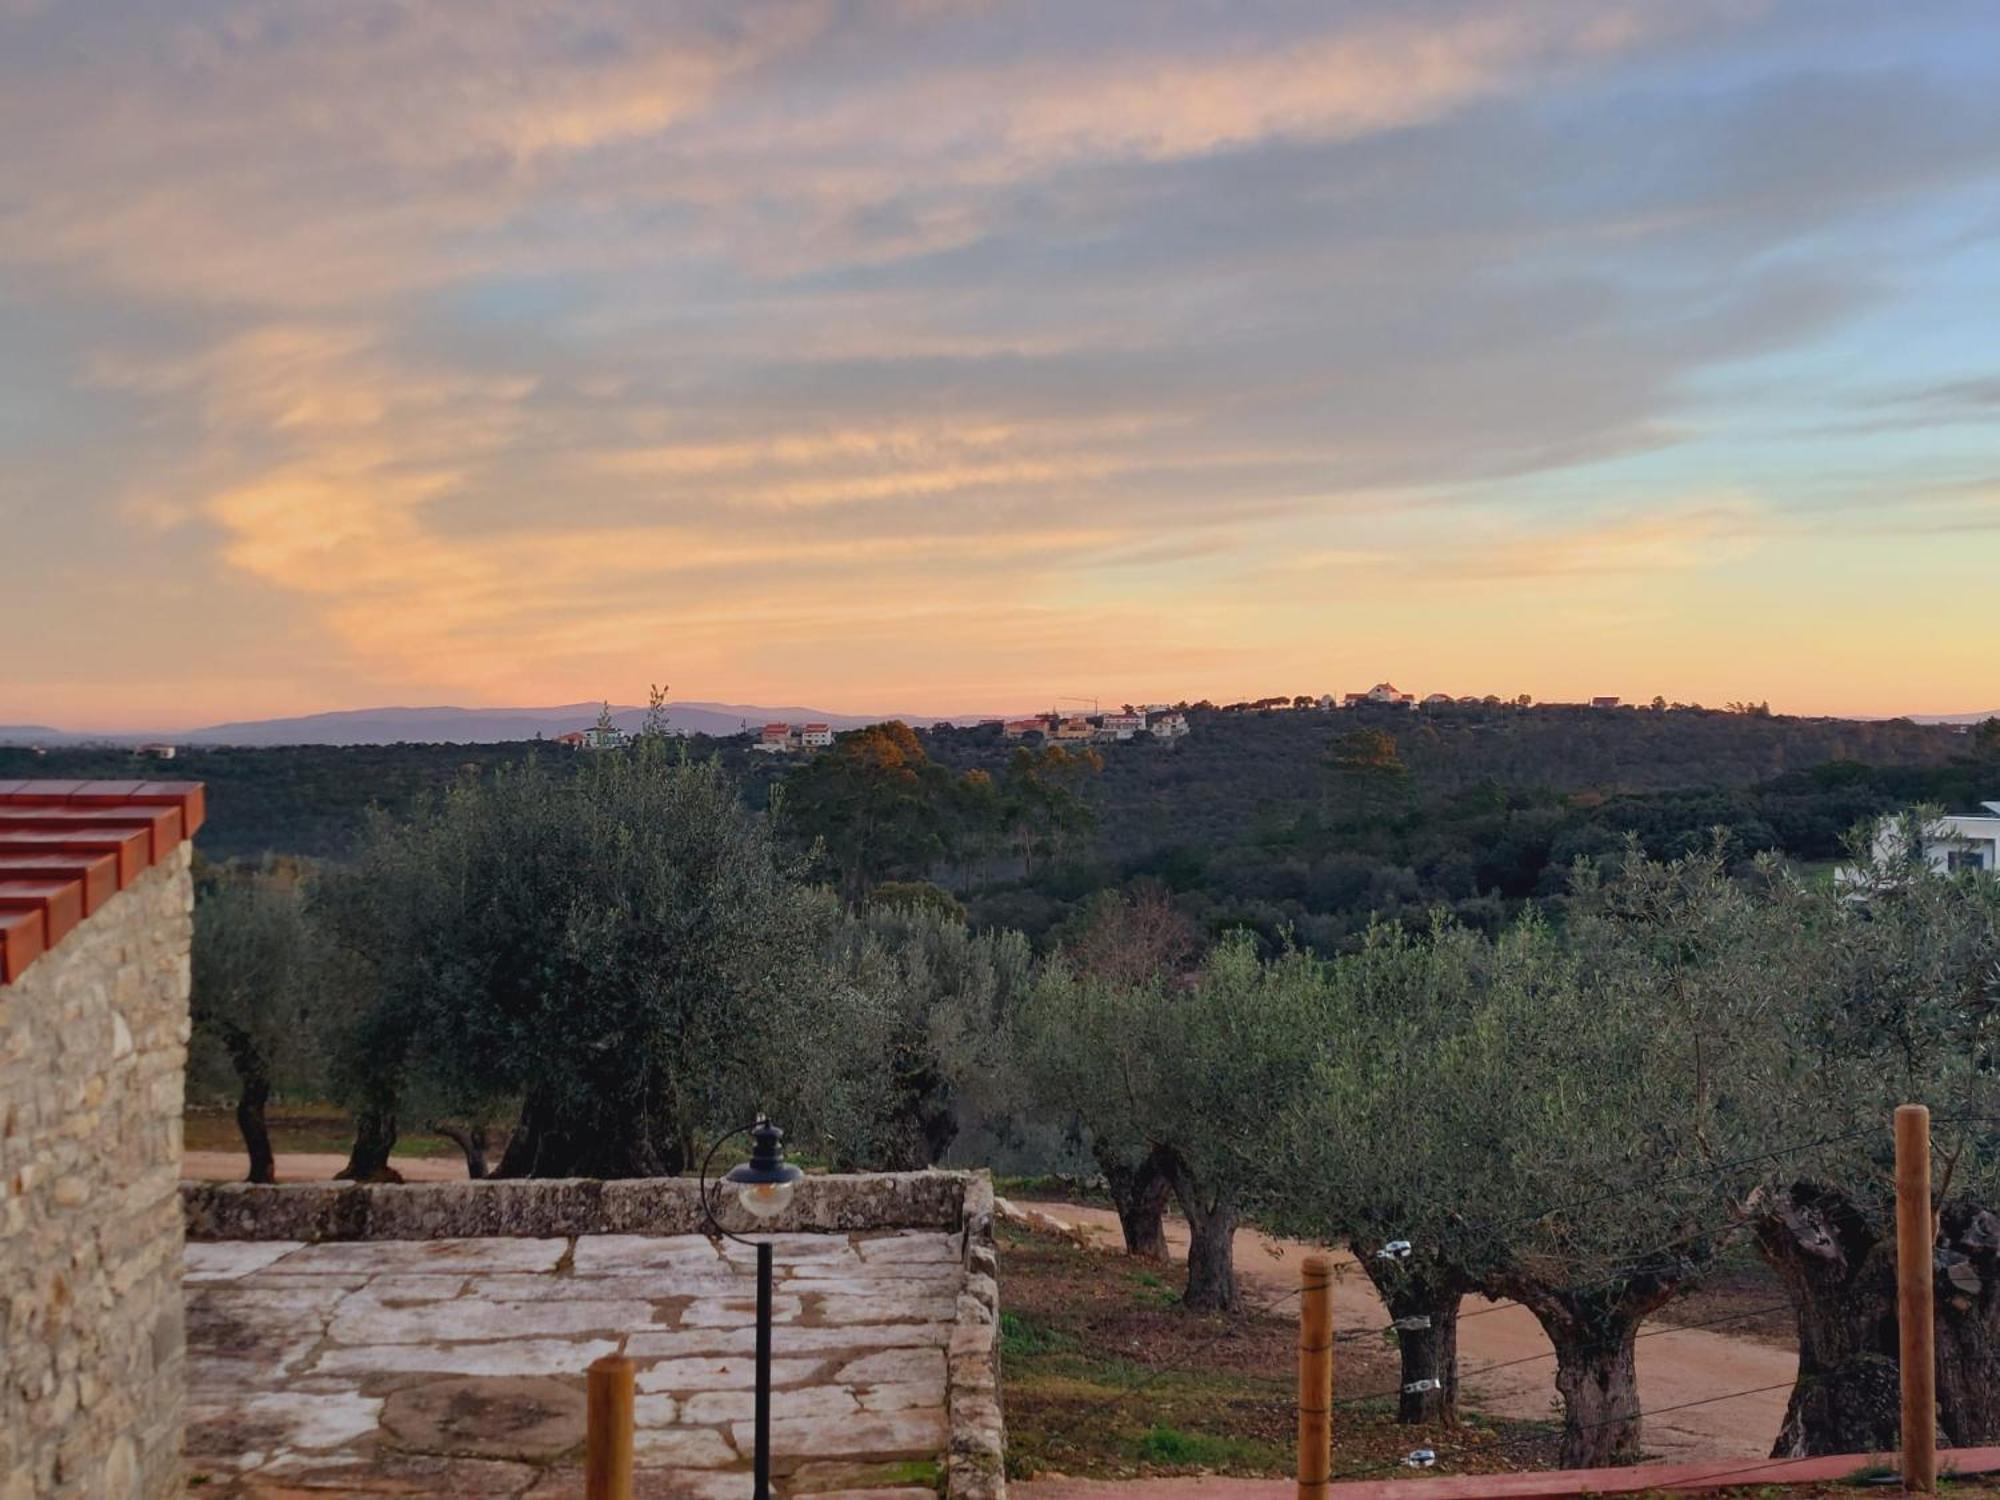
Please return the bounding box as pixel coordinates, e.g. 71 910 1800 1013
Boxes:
4 1 2000 731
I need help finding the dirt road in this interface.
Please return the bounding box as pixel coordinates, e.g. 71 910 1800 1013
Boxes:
180 1151 468 1183
1015 1200 1794 1465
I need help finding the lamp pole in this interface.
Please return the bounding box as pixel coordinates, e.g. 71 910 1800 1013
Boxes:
700 1116 804 1500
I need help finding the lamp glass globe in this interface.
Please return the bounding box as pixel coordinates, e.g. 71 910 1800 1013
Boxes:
738 1178 796 1218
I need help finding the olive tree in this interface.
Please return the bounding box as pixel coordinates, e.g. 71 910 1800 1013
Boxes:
1470 854 1771 1468
1262 919 1493 1424
190 864 325 1183
1059 887 1204 1260
313 741 874 1177
826 899 1032 1170
1013 935 1324 1310
1270 848 1771 1466
1734 824 2000 1455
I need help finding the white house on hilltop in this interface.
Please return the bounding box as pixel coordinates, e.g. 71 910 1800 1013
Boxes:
1872 803 2000 875
1098 712 1147 741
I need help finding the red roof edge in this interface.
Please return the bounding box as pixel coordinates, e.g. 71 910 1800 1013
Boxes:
0 779 204 988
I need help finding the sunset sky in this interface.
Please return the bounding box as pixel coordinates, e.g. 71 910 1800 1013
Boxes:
5 1 1999 730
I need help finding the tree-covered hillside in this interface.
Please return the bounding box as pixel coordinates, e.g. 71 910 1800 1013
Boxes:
8 705 1991 955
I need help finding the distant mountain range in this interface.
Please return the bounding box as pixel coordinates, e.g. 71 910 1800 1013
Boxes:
0 701 1006 748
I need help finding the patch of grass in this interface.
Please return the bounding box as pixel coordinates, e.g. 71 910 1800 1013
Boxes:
993 1172 1109 1205
1130 1268 1179 1309
183 1103 457 1160
873 1458 941 1488
1135 1424 1267 1465
999 1309 1073 1359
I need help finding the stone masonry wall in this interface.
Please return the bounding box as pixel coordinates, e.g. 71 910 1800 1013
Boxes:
2 847 193 1500
183 1168 966 1242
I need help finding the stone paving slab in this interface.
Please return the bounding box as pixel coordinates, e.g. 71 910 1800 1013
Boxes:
187 1229 969 1498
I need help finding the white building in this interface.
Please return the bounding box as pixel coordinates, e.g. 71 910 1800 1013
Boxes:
798 723 834 749
1150 713 1189 741
751 722 796 754
1346 682 1416 708
1098 713 1147 741
1873 804 2000 875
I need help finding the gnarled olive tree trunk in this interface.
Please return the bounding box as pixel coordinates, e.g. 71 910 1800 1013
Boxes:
1753 1181 1902 1457
337 1106 402 1183
1759 1184 2000 1454
1934 1201 2000 1444
492 1089 686 1179
1160 1148 1237 1311
1359 1249 1468 1424
1486 1271 1682 1467
216 1020 275 1185
434 1121 495 1180
1097 1141 1172 1260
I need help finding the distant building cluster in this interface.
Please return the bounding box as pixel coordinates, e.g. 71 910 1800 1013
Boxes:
554 725 632 750
1273 684 1627 712
1003 710 1189 744
750 722 835 755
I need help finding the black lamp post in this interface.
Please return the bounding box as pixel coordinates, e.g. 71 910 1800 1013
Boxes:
700 1116 804 1500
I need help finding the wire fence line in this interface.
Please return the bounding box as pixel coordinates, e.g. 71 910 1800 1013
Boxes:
1329 1298 1797 1414
1015 1115 1979 1475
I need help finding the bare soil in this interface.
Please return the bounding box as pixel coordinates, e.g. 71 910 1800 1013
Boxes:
1013 1199 1798 1466
997 1219 1563 1484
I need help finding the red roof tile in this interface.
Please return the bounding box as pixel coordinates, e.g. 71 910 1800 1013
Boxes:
0 852 118 915
0 879 84 947
0 779 203 988
0 805 185 860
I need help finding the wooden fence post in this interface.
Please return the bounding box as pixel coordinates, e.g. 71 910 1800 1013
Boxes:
1896 1103 1936 1494
586 1353 636 1500
1298 1253 1334 1500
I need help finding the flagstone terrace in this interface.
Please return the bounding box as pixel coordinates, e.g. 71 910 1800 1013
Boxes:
180 1172 1006 1499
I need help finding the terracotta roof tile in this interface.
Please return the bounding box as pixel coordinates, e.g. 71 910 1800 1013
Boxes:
0 805 185 860
0 779 203 987
0 879 84 947
0 852 118 915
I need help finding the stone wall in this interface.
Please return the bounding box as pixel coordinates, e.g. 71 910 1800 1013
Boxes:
2 847 193 1500
183 1168 967 1242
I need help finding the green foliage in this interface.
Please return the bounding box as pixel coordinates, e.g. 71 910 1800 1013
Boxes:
1323 726 1411 820
780 722 979 897
311 741 878 1176
1134 1425 1262 1465
1011 933 1327 1304
828 901 1033 1169
1001 743 1103 874
864 880 968 923
189 862 327 1104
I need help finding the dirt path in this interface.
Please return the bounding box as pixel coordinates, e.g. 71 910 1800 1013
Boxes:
1015 1201 1794 1465
180 1150 468 1183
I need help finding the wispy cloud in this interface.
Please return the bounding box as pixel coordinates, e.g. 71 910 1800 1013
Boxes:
5 0 2000 722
